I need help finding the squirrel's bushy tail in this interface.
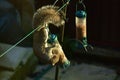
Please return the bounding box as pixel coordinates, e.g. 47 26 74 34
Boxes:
32 5 65 29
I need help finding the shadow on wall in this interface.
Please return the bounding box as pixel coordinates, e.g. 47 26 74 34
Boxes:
0 0 34 47
86 0 120 49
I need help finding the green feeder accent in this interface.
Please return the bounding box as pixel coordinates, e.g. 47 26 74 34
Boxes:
47 34 57 43
75 10 86 18
62 60 70 69
60 60 70 69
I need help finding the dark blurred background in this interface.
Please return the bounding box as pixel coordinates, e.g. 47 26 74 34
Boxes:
86 0 120 50
0 0 120 50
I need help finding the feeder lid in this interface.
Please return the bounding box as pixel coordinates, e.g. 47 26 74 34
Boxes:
75 10 86 18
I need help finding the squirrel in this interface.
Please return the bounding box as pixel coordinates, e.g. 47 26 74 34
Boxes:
32 5 70 67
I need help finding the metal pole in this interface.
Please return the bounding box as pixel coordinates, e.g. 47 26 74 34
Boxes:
54 0 70 80
55 65 59 80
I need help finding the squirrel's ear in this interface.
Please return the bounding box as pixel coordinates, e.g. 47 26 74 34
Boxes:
32 11 42 29
32 14 38 29
32 21 34 29
32 12 36 29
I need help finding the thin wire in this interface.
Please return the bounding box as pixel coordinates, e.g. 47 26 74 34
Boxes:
53 0 59 6
57 0 70 12
0 25 41 58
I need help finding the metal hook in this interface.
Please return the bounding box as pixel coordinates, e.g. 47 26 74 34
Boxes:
53 0 59 6
76 0 86 11
79 0 84 3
